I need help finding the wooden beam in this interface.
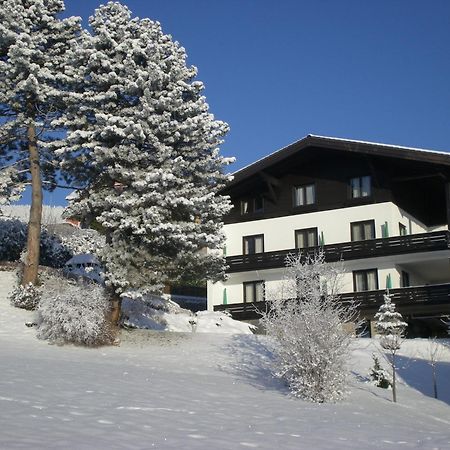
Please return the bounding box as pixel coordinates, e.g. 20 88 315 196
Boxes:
446 181 450 230
259 171 280 203
259 171 281 186
392 173 445 182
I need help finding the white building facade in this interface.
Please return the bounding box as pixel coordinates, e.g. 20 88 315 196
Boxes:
208 135 450 336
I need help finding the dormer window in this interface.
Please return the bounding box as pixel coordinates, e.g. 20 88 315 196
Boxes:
240 196 264 215
293 184 315 207
350 176 371 198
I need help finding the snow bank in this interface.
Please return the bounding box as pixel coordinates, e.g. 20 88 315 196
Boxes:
121 292 254 334
1 270 450 449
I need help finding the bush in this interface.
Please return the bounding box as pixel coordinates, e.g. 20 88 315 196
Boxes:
261 252 359 403
0 216 72 267
9 282 41 310
36 274 115 346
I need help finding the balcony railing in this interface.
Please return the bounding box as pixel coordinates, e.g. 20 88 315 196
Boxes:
214 283 450 321
226 230 450 273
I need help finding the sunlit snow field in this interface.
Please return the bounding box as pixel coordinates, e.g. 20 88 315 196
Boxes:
1 270 450 449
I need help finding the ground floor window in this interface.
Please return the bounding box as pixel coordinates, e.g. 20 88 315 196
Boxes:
243 280 265 303
401 270 410 288
353 269 378 292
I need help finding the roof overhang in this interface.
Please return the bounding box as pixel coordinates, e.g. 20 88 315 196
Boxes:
229 134 450 187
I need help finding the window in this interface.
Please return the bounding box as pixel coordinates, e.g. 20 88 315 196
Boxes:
240 200 250 215
243 281 265 303
401 271 410 288
293 184 315 207
243 234 264 254
254 196 264 213
353 269 378 292
240 196 264 215
399 223 407 236
350 176 371 198
350 220 375 241
295 227 318 249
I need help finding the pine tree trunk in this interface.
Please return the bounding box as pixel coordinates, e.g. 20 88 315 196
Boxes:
22 120 42 286
110 294 122 325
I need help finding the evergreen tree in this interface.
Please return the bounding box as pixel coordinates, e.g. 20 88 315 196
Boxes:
59 2 233 320
0 0 81 284
374 291 407 402
369 353 392 389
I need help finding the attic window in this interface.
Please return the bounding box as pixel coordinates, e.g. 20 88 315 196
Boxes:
293 184 315 207
350 176 371 198
240 196 264 215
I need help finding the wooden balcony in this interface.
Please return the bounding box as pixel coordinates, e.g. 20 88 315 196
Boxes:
226 230 450 273
214 283 450 321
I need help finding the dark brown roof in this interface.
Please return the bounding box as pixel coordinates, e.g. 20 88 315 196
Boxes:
230 134 450 186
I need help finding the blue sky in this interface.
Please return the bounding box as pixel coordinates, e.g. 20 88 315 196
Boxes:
21 0 450 205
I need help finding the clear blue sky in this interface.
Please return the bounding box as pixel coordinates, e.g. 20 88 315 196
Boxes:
21 0 450 205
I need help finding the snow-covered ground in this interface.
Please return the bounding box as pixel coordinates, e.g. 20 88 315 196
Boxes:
1 270 450 449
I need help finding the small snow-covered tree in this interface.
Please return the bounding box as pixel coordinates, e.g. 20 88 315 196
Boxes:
58 2 233 321
369 353 392 389
422 338 445 399
0 0 82 285
261 252 359 403
374 291 407 402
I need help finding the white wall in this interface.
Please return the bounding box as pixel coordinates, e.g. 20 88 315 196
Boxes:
224 202 430 256
208 201 449 309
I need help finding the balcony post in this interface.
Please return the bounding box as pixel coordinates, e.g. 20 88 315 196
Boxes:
446 181 450 230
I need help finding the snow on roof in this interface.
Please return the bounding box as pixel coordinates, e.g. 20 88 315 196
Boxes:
65 253 100 266
65 190 80 201
309 134 450 157
232 134 450 178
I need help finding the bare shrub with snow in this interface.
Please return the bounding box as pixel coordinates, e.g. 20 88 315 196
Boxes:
261 252 359 403
36 274 115 346
9 282 41 310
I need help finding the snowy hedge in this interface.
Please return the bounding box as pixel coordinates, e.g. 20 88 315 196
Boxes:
36 274 115 346
9 282 41 310
0 216 72 267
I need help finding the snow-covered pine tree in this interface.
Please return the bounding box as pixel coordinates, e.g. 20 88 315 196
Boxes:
58 2 233 319
374 291 407 402
0 0 81 285
0 167 25 205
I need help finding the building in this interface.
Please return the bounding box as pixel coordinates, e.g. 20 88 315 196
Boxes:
208 135 450 336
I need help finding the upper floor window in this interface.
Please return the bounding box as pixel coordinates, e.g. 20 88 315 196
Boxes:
353 269 378 292
293 184 315 207
243 280 265 303
243 234 264 255
295 227 318 249
240 196 264 215
350 175 371 198
350 220 375 241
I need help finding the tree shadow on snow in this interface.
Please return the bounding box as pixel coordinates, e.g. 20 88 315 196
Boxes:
220 334 289 394
394 354 450 406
